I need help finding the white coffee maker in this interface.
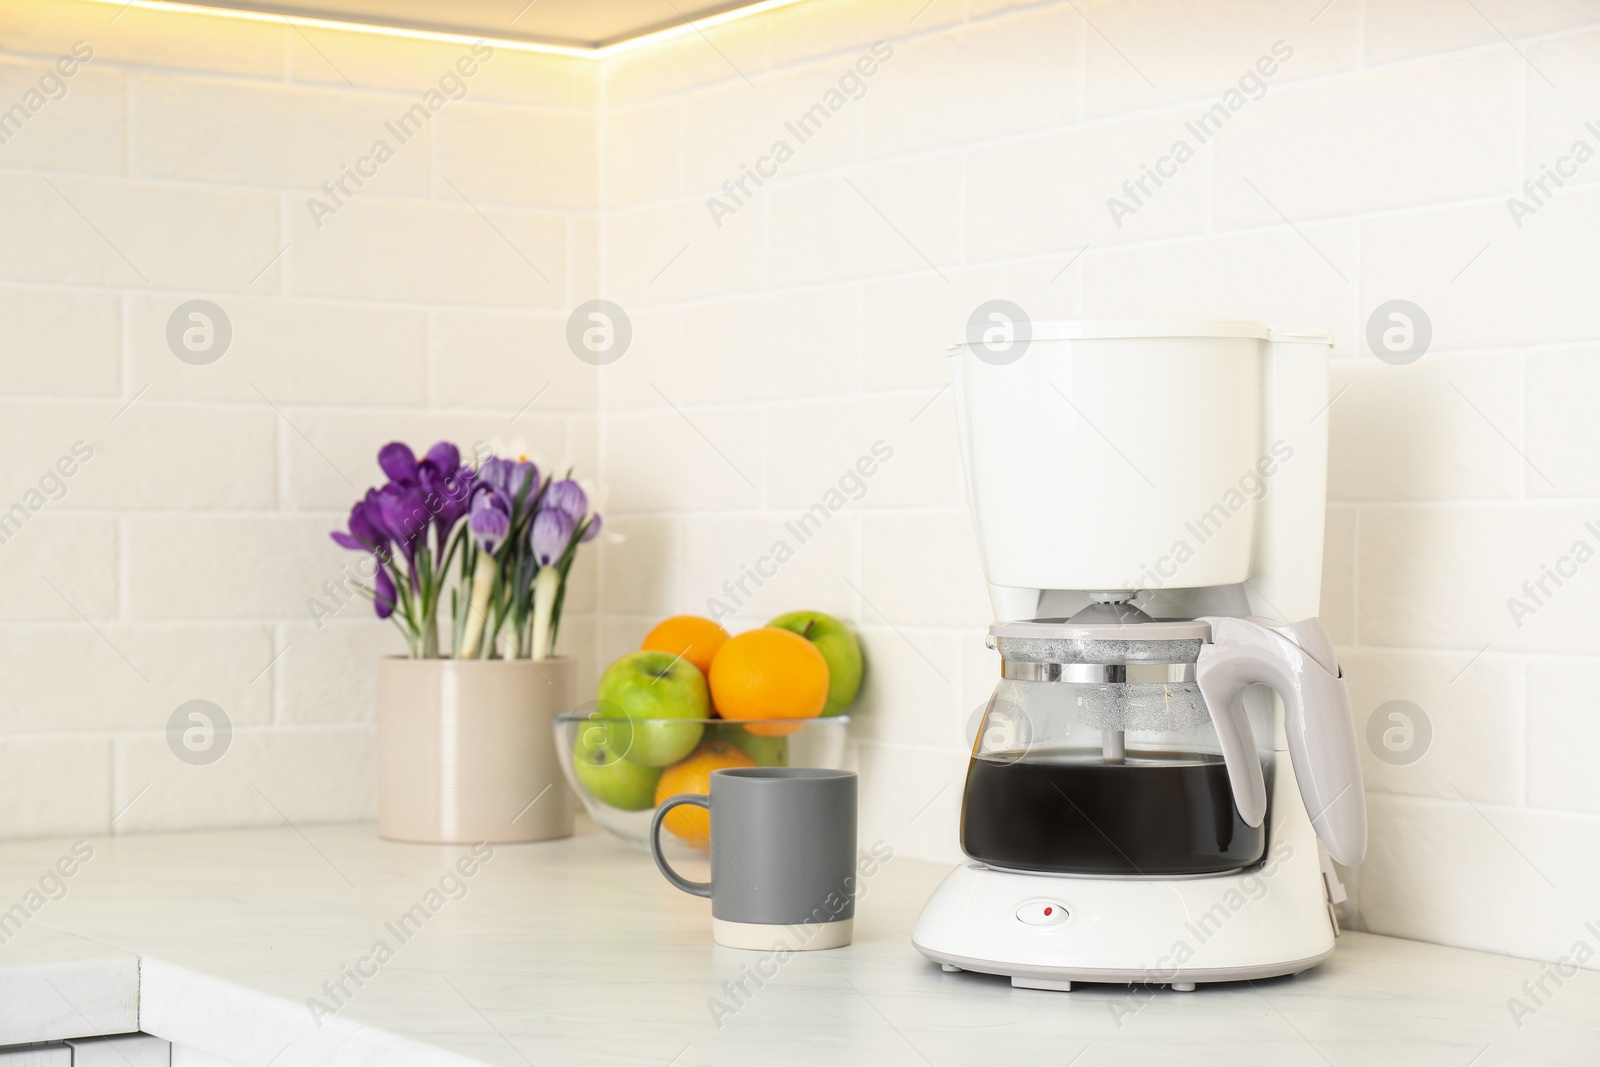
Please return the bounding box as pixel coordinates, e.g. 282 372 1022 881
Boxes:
911 318 1365 991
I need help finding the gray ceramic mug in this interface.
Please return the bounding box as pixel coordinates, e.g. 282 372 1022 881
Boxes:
650 768 858 950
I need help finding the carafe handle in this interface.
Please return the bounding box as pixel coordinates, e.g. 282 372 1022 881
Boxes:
1197 616 1367 867
1191 626 1270 831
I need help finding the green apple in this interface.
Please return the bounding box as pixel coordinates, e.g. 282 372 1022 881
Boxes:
595 650 708 767
572 723 661 811
768 610 862 717
708 723 789 767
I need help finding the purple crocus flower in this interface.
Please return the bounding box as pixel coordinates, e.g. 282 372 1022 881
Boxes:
373 566 397 619
330 489 398 622
331 496 383 552
330 441 490 631
423 441 459 473
468 491 511 554
329 519 362 552
479 457 539 503
477 457 509 493
421 462 474 540
378 442 418 483
355 491 385 544
544 479 587 522
581 512 602 542
377 482 429 557
530 506 575 567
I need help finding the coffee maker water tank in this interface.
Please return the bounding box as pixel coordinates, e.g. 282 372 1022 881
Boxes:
948 319 1331 623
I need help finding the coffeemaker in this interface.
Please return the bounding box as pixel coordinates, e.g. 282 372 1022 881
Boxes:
911 319 1365 991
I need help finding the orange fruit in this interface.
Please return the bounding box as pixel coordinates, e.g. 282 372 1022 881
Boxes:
655 740 755 849
641 615 730 681
708 627 830 737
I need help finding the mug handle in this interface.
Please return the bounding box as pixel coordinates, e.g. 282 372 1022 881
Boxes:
649 795 712 898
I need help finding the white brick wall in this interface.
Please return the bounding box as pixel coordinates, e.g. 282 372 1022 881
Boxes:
0 0 600 837
6 0 1600 972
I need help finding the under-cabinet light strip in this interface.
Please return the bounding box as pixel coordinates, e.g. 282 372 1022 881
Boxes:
78 0 808 58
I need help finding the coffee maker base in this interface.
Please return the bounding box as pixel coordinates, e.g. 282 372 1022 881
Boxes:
920 944 1333 992
911 773 1339 992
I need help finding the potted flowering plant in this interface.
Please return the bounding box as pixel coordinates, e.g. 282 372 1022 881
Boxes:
330 440 602 845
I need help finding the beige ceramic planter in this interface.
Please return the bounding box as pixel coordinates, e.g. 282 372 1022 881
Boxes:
378 657 576 844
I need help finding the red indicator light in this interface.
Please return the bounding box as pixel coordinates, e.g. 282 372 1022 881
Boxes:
1044 907 1053 916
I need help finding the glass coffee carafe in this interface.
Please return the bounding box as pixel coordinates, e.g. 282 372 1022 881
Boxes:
961 617 1271 878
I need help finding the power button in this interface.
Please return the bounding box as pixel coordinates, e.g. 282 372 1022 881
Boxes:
1016 900 1069 926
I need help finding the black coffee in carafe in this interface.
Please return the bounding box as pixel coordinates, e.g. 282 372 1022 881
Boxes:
960 751 1266 876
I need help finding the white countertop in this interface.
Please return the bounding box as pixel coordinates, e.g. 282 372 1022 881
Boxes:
0 821 1595 1065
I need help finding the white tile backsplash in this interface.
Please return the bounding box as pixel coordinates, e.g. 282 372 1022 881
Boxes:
0 623 275 732
0 736 112 838
1362 191 1600 351
0 288 121 397
5 0 1600 974
1212 52 1523 227
0 514 120 622
967 112 1214 257
110 725 376 833
679 60 865 196
602 98 684 208
129 73 434 194
765 395 962 509
1081 0 1361 118
1526 660 1600 816
860 8 1081 158
1321 507 1358 645
273 620 405 725
1359 504 1600 655
603 196 767 305
429 308 599 412
1080 222 1361 354
1362 0 1600 67
1341 648 1522 805
597 516 680 616
677 287 859 405
1525 349 1600 498
678 509 860 624
287 197 571 307
1328 355 1525 502
853 625 964 749
603 406 765 510
859 510 992 629
0 56 123 174
768 156 964 286
1360 794 1600 966
0 175 281 290
124 515 352 620
437 103 598 210
127 295 431 407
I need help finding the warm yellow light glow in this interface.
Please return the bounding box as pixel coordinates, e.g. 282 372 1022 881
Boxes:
598 0 806 55
77 0 807 57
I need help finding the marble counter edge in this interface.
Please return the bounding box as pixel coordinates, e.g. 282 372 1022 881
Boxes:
0 923 139 1046
137 956 487 1067
0 930 485 1066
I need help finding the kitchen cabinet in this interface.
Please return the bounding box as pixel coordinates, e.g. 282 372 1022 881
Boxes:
0 1036 169 1066
0 1046 69 1066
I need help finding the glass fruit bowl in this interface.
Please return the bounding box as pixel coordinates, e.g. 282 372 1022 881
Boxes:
554 713 851 861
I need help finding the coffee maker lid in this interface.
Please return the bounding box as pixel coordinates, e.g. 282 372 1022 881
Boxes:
987 617 1211 666
988 617 1212 642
